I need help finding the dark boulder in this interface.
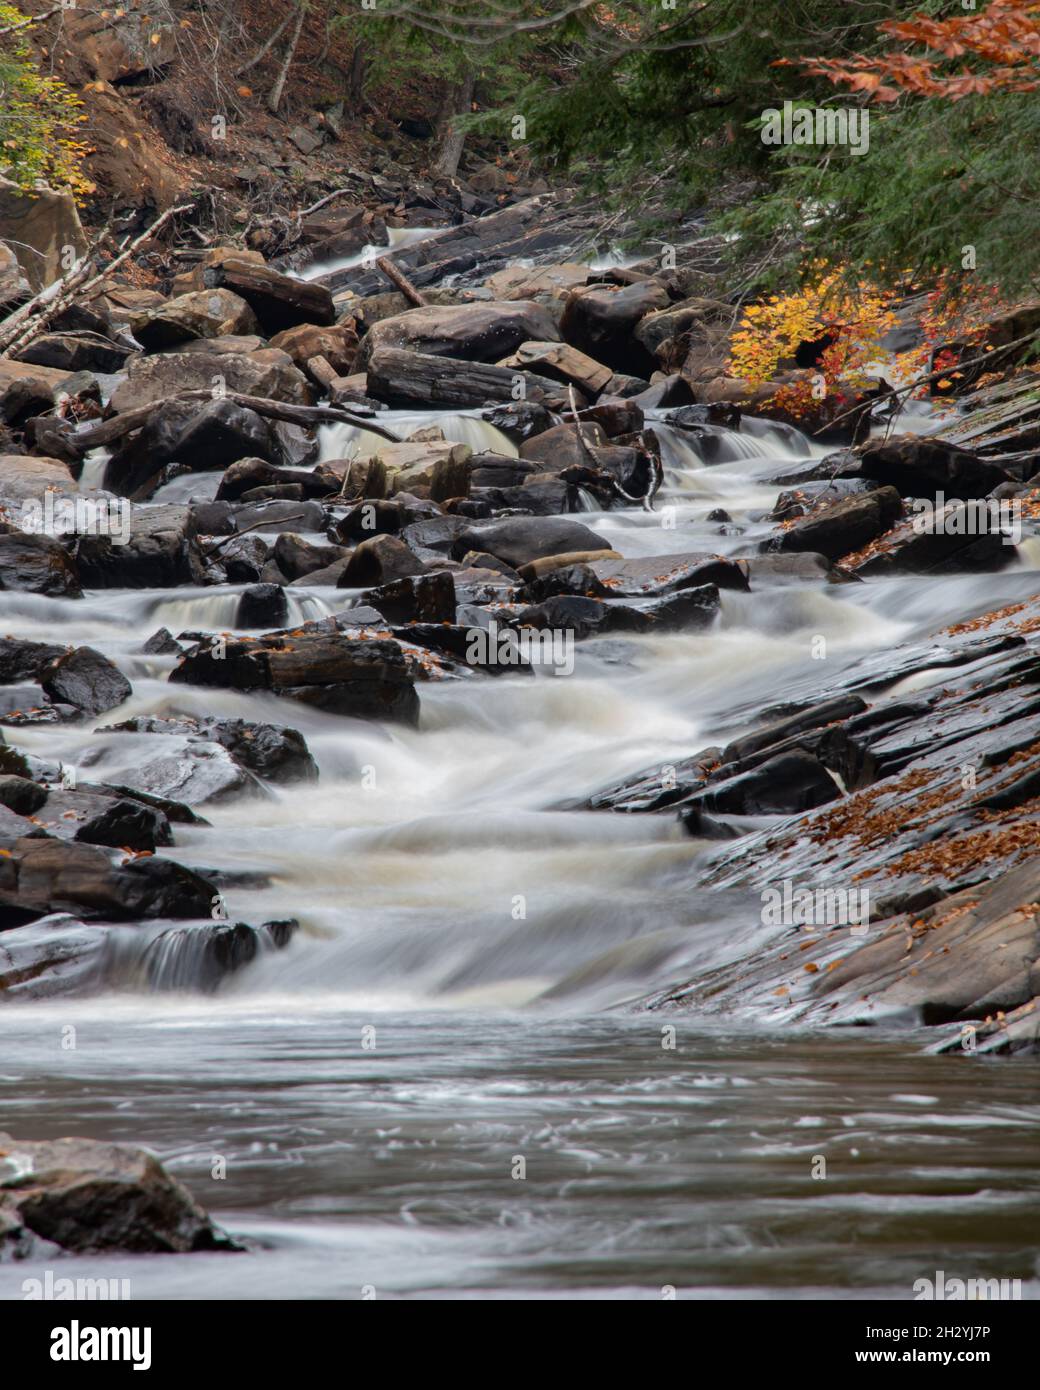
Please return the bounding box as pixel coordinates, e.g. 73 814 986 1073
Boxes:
452 516 612 569
235 583 288 629
0 1131 237 1255
772 487 903 563
0 836 217 924
559 281 670 375
40 647 131 717
0 532 81 598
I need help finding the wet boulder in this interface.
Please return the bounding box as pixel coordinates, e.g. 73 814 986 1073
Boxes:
338 534 427 587
330 496 441 543
40 646 131 717
362 571 456 625
481 400 555 443
772 487 903 563
98 713 318 801
681 749 841 819
216 456 333 502
0 532 82 597
235 582 288 629
76 503 206 589
0 915 109 1001
451 516 613 569
559 281 670 375
0 639 67 685
587 552 749 595
0 836 217 924
33 787 172 852
845 500 1018 575
856 436 1013 499
358 301 560 368
0 1131 236 1255
0 774 47 816
169 630 420 726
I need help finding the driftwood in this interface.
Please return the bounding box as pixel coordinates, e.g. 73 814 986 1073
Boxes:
367 346 572 410
0 203 194 358
375 256 427 307
68 389 401 456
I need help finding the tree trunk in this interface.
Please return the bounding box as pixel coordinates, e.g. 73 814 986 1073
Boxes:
347 39 368 110
268 2 306 114
432 68 475 179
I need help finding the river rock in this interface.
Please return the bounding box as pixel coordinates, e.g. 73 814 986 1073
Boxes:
362 571 456 624
682 748 841 819
855 435 1013 499
0 836 217 924
560 280 670 375
272 533 348 580
845 501 1018 575
0 1131 236 1255
451 516 613 568
40 647 131 717
217 457 333 502
0 532 82 597
0 775 47 816
588 552 749 595
480 401 555 442
236 582 288 628
130 289 259 351
100 713 318 790
34 788 173 852
76 502 206 588
367 346 568 410
169 630 420 726
499 341 613 396
0 915 109 1001
268 321 360 375
203 259 335 334
771 487 903 562
359 301 560 368
108 348 310 414
12 332 131 375
338 534 427 587
0 454 78 509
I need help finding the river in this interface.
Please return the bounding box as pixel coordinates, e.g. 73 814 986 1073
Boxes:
2 335 1039 1298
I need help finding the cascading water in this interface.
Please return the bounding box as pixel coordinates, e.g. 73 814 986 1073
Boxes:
4 278 1039 1300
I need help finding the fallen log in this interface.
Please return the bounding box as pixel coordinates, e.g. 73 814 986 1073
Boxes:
367 345 575 411
68 389 400 455
375 256 427 307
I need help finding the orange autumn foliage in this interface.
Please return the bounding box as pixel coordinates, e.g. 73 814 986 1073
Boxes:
800 0 1040 103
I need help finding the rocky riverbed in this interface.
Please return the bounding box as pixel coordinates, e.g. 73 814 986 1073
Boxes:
1 184 1039 1272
